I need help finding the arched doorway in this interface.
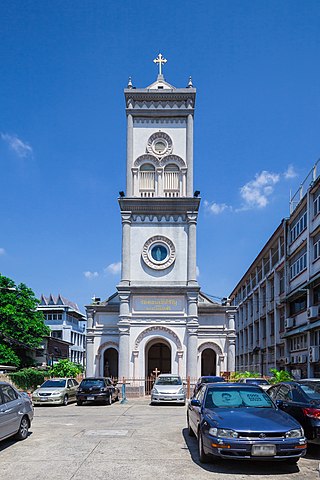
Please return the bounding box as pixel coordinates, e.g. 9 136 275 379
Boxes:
103 347 118 379
201 348 216 376
146 340 171 377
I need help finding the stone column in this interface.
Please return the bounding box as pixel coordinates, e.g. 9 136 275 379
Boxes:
177 351 184 376
181 168 187 197
85 310 95 376
132 351 139 379
187 327 198 380
187 214 198 285
132 168 138 197
227 337 236 373
120 213 131 286
156 167 163 197
118 326 130 379
227 309 236 373
118 292 130 379
186 113 193 197
126 113 133 196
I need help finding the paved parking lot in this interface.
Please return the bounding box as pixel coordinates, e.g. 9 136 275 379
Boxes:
0 398 319 480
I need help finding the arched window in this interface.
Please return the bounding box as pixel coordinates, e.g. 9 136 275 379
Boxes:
139 163 155 197
164 164 180 197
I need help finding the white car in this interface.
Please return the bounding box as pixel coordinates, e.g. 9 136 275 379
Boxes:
238 377 271 391
151 374 186 405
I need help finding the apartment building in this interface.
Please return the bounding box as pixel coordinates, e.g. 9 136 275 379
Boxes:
230 162 320 379
38 294 86 366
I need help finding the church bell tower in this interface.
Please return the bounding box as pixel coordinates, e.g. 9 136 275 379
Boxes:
117 55 200 380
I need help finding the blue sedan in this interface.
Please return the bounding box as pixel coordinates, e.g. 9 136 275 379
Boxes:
187 383 307 464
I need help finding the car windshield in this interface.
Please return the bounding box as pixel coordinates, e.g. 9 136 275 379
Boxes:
41 380 66 388
246 379 269 385
155 376 182 386
299 382 320 400
81 379 104 387
205 387 274 408
200 377 224 383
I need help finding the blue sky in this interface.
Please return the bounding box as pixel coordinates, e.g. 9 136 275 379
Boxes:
1 1 320 311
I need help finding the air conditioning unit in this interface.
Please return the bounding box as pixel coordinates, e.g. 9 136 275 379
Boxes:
307 306 319 320
285 318 294 329
285 356 291 364
297 355 307 364
309 346 320 363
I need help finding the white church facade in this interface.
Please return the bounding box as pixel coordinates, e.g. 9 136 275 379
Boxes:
85 56 236 388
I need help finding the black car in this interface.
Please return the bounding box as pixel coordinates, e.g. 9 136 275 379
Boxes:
267 380 320 444
193 376 225 396
76 377 119 406
187 383 306 464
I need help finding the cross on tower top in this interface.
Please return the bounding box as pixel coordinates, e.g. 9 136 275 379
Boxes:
153 53 167 76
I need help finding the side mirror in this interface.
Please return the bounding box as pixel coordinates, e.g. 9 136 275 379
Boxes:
183 381 187 386
190 398 201 407
275 399 284 408
37 385 41 388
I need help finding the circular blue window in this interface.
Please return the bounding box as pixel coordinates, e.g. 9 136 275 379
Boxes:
150 244 168 262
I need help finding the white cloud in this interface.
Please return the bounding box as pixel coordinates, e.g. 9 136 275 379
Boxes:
1 132 33 158
83 271 99 279
204 200 231 215
0 248 5 255
284 164 298 179
239 170 280 209
196 266 200 278
105 262 121 275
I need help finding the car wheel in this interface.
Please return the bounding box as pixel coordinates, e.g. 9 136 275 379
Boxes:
62 395 68 406
107 394 112 406
77 399 83 406
187 415 195 437
15 416 29 440
198 431 210 463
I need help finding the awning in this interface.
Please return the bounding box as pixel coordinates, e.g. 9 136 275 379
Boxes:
281 318 320 338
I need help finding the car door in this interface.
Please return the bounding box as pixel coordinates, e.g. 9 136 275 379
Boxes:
0 384 22 438
189 386 205 435
71 379 79 399
106 378 114 400
65 379 73 400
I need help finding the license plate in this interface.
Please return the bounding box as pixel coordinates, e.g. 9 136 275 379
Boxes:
252 444 276 456
40 398 48 401
87 396 95 401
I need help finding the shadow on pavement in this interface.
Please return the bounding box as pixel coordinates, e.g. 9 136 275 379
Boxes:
182 428 300 475
0 432 33 452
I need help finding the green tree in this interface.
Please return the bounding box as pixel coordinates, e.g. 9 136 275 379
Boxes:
0 274 50 366
269 368 293 384
49 359 83 378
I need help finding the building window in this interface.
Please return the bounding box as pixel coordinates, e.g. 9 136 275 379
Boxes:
261 287 266 307
289 294 307 316
290 250 307 279
164 164 180 197
139 163 155 197
51 330 62 339
279 309 285 332
58 314 63 320
290 211 307 243
279 270 284 294
313 233 320 261
313 188 320 217
314 283 320 304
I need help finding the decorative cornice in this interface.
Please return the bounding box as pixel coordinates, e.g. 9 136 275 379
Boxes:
198 341 223 356
119 197 200 215
134 325 182 350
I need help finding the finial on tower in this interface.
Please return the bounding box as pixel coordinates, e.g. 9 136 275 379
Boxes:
187 76 193 88
127 76 133 89
153 53 167 76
